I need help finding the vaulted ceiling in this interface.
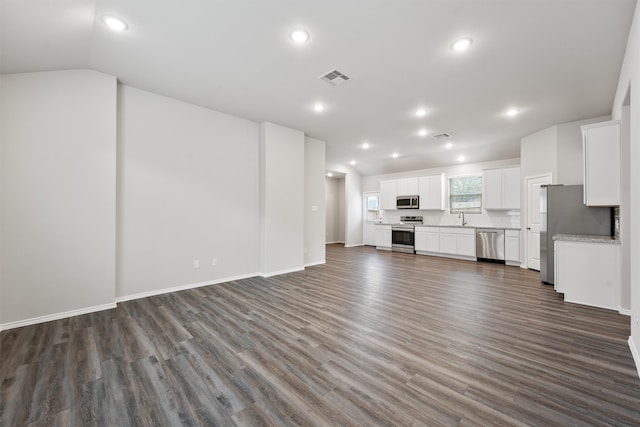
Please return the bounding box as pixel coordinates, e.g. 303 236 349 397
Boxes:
1 0 636 175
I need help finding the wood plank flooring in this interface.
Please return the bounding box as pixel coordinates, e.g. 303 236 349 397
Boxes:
2 244 640 426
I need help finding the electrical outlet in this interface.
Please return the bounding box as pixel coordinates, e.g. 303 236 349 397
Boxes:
212 257 217 266
193 260 199 269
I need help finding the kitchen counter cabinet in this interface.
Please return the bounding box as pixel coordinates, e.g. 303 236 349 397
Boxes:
554 239 620 311
415 226 439 253
375 224 392 250
505 229 520 266
415 226 476 260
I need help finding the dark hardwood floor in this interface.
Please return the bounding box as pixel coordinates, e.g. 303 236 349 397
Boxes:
2 244 639 426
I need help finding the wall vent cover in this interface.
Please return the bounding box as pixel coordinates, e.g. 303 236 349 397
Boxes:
432 133 451 139
319 69 351 86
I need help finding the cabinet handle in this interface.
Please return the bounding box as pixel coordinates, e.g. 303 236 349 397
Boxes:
527 227 531 230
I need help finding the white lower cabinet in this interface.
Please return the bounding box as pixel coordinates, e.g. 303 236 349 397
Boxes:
455 232 476 257
415 226 476 260
505 229 520 266
439 232 457 254
375 224 392 250
554 240 620 311
415 226 439 253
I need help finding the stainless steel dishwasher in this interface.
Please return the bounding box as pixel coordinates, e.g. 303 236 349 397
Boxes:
476 229 505 263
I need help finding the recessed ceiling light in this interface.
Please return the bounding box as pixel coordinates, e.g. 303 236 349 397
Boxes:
452 38 472 52
362 142 370 149
102 15 128 31
313 103 325 112
327 172 333 177
349 160 356 165
419 129 428 137
392 153 399 159
290 29 310 43
458 155 465 162
445 142 453 149
506 108 520 117
415 108 428 117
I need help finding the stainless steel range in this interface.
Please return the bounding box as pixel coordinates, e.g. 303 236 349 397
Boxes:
391 216 423 254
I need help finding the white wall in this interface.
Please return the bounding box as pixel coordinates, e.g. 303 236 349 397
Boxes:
0 70 117 326
325 178 339 243
557 116 611 185
363 158 521 229
521 125 558 184
620 105 631 312
612 0 640 376
304 137 326 266
259 122 305 275
337 178 346 242
117 86 260 299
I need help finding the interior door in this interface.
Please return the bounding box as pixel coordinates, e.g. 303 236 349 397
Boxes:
525 174 552 270
362 192 380 246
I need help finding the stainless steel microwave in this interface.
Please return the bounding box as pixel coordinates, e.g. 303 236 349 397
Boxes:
396 195 419 209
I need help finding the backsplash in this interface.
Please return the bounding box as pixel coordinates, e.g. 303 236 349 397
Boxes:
382 209 521 229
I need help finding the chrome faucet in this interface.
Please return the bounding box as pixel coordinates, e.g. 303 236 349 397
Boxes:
458 211 467 226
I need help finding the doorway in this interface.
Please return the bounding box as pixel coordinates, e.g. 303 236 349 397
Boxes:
524 173 552 270
362 192 381 246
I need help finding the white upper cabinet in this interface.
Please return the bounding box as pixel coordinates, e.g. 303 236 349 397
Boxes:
483 170 503 209
482 167 520 210
419 174 446 210
396 177 420 196
380 180 397 210
582 120 620 207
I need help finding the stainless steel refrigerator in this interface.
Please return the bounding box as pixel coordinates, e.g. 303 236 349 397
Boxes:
540 185 612 284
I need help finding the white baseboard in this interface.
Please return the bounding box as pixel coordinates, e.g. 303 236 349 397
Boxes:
344 243 364 248
619 308 632 316
325 241 344 245
629 336 640 380
305 260 326 268
260 266 305 278
115 272 259 303
0 302 117 332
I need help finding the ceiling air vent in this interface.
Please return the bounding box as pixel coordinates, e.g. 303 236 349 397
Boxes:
432 133 451 139
319 69 351 86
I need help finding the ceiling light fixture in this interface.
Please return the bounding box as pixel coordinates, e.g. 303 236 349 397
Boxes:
290 29 310 43
415 108 428 117
102 15 128 31
506 108 520 117
451 37 472 52
419 129 428 137
445 142 453 149
313 103 325 112
392 153 399 159
458 155 465 162
350 160 356 166
362 142 370 149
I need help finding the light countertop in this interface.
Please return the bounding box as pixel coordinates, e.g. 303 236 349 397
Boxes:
376 223 520 231
553 234 620 244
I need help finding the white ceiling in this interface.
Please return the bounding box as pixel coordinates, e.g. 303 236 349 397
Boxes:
1 0 636 176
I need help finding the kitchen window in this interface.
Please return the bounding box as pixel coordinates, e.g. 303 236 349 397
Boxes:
449 175 482 214
366 194 381 222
